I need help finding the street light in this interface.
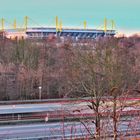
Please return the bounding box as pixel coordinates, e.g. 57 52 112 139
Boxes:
39 86 42 100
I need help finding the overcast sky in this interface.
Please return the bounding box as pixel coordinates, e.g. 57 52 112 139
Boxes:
0 0 140 34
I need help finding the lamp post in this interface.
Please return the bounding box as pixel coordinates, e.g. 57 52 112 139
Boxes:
39 86 42 100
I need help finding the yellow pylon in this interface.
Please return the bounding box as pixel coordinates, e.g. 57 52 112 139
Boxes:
84 21 87 29
55 16 59 32
24 16 28 30
1 18 4 31
13 19 17 29
111 20 115 30
59 20 62 32
104 18 107 32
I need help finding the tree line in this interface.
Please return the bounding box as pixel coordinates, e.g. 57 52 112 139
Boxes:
0 36 139 101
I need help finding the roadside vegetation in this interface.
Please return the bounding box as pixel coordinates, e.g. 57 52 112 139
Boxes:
0 35 140 139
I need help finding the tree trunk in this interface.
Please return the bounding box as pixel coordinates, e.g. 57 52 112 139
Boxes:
113 98 117 140
95 104 100 140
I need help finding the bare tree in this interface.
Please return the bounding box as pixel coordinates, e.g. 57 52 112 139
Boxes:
64 37 140 139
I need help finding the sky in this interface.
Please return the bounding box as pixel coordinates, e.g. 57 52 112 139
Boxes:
0 0 140 35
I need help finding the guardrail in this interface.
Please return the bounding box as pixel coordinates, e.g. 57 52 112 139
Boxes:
0 110 140 125
0 98 88 105
0 96 140 105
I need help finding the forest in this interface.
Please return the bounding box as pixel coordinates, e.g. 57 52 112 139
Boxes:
0 35 140 101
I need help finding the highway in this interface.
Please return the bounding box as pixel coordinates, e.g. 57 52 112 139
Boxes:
0 98 140 139
0 97 140 115
0 99 140 122
0 117 140 140
0 122 90 139
0 103 62 114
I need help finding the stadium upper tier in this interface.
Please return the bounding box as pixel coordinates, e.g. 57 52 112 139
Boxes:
26 27 116 39
3 27 116 40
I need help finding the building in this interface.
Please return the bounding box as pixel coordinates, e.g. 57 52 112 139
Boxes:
3 27 116 40
26 27 115 39
5 29 27 40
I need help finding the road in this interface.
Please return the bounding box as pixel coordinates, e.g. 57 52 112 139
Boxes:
0 98 140 139
0 103 62 114
0 122 90 139
0 98 140 114
0 117 140 140
0 100 140 122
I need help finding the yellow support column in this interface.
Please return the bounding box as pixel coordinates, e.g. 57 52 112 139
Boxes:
84 21 87 29
59 20 62 32
55 16 59 32
13 19 17 29
111 20 115 30
1 18 4 31
24 16 28 30
104 18 107 32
